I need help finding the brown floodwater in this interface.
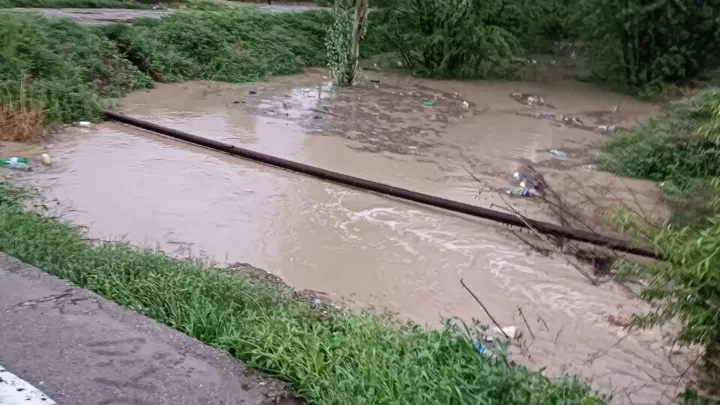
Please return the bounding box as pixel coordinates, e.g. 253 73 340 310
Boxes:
2 68 697 403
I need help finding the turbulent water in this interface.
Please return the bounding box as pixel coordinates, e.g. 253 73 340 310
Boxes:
1 68 697 403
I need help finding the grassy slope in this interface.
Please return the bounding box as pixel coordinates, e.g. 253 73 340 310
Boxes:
0 11 152 124
601 90 720 400
601 89 720 227
0 8 391 128
0 184 602 405
0 0 151 8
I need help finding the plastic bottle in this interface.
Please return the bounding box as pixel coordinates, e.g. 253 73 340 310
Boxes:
0 157 32 171
549 149 568 158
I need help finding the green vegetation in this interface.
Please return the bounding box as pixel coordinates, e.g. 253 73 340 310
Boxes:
0 183 603 405
0 0 152 8
602 90 720 400
0 11 151 126
381 0 523 79
105 9 331 83
575 0 720 94
602 90 720 186
0 9 340 131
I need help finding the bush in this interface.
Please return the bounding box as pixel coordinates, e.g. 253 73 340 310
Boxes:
576 0 720 93
383 0 524 79
0 11 151 125
601 89 720 185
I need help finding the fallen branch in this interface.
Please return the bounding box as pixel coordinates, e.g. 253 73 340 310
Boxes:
495 195 599 285
310 107 343 118
460 278 509 339
518 307 536 339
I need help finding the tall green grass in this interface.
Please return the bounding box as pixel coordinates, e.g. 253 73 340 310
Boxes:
0 0 152 8
602 89 720 401
104 9 332 83
0 11 152 124
0 9 343 125
0 183 603 405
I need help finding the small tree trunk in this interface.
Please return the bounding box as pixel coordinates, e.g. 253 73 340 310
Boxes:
347 0 368 85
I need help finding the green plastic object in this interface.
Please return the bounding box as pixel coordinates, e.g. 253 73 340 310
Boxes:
422 100 435 106
0 157 32 171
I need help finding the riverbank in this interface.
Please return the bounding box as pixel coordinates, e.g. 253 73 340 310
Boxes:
0 182 602 405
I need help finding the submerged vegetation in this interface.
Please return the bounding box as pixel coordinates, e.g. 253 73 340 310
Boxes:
0 183 603 405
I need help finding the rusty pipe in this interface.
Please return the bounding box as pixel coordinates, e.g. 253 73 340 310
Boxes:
104 111 662 259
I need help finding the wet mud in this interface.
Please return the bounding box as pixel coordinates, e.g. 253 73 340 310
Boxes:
1 68 695 403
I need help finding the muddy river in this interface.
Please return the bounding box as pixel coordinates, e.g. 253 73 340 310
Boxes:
1 69 696 403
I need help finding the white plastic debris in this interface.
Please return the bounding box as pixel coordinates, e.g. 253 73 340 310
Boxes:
40 153 51 166
76 121 91 127
462 101 470 108
489 326 523 340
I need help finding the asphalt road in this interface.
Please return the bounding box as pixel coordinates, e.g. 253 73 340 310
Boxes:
0 254 299 405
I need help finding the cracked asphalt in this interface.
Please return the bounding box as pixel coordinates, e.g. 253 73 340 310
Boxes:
0 254 300 405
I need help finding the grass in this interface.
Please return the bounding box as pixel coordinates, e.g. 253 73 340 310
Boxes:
0 11 153 124
602 89 720 401
0 8 339 127
0 87 44 141
0 183 603 405
601 89 720 227
0 7 392 129
104 9 332 83
0 0 153 8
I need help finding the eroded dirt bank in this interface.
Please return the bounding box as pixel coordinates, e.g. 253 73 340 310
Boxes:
1 69 696 403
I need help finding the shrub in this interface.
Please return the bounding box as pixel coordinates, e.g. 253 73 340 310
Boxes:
576 0 720 93
383 0 524 79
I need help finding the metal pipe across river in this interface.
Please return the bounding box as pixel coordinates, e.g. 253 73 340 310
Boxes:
104 110 661 259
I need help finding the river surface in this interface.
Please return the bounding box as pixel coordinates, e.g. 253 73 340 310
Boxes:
1 69 697 403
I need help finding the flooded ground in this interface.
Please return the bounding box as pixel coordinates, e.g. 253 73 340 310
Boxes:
1 69 697 403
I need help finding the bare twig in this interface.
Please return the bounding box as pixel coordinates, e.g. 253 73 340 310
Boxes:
310 107 343 118
554 324 566 344
537 316 550 331
584 333 630 366
460 278 510 339
510 230 551 256
518 307 536 339
495 194 599 285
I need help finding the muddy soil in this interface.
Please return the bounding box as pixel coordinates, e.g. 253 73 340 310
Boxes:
1 69 695 404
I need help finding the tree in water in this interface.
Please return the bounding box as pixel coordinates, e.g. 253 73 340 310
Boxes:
326 0 369 86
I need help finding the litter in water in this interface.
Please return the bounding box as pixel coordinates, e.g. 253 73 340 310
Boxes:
422 100 436 107
549 149 568 158
506 187 538 197
0 157 32 171
40 153 52 166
